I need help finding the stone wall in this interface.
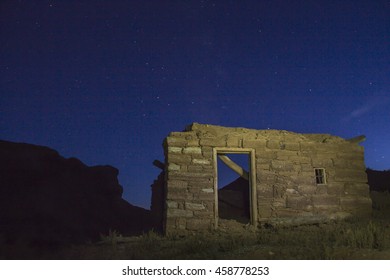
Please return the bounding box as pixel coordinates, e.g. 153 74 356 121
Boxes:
163 123 371 234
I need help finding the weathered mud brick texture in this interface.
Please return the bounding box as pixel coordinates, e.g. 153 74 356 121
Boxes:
163 123 371 234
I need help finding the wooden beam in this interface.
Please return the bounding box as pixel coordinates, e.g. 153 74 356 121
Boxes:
218 155 249 180
347 135 366 144
153 160 165 170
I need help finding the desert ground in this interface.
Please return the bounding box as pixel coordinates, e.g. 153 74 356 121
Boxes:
43 191 390 260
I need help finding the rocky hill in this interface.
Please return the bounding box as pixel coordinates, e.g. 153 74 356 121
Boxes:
366 168 390 192
218 177 250 223
0 140 152 251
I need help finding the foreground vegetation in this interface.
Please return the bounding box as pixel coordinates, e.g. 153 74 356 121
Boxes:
64 219 390 260
62 191 390 260
2 191 390 259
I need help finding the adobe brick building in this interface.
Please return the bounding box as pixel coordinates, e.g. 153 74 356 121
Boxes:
162 123 371 234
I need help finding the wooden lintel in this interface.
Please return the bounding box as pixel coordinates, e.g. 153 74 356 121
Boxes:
218 155 249 181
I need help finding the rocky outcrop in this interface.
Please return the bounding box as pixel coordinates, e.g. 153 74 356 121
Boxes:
367 169 390 192
0 140 152 249
218 177 250 223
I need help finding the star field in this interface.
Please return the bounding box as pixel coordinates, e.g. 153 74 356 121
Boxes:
0 0 389 208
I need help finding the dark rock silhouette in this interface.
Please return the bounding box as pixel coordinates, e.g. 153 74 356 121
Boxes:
218 177 250 223
367 168 390 192
0 140 152 252
150 167 165 233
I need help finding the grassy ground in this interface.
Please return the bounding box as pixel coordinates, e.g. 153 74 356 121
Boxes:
60 191 390 260
62 219 390 260
2 191 390 260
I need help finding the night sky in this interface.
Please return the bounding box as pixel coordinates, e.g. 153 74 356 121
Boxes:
1 1 389 209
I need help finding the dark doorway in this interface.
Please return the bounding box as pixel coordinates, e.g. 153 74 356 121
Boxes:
217 153 250 224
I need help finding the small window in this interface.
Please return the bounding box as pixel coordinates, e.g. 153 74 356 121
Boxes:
314 168 327 185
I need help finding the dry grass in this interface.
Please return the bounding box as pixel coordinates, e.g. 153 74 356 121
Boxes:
63 214 390 260
3 192 390 260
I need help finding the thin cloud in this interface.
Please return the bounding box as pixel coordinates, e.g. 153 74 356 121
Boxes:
350 103 377 118
343 95 390 122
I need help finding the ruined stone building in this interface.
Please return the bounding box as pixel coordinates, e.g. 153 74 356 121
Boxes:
161 123 372 234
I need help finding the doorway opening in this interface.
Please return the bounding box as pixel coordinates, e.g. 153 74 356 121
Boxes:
213 148 257 229
217 153 250 223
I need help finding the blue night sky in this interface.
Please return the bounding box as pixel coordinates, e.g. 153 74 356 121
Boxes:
1 1 389 209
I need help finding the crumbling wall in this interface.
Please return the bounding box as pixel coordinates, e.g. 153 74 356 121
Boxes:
163 123 371 234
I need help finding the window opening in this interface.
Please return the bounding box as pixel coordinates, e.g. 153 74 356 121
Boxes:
315 168 327 184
